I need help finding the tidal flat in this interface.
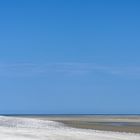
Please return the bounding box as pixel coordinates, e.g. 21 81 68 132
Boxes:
35 115 140 133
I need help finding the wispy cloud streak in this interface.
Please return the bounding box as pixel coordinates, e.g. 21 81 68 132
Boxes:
0 62 140 77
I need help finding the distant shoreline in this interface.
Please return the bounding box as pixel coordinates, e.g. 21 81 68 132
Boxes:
1 114 140 117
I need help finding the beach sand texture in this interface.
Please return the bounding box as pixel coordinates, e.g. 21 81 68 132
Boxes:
0 115 140 140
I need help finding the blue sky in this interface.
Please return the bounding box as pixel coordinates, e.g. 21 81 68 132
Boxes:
0 0 140 114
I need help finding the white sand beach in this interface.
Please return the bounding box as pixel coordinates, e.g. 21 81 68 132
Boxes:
0 116 140 140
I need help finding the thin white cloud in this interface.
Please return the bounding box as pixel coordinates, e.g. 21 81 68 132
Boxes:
0 62 140 78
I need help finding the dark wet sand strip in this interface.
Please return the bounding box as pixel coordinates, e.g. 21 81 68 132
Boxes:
34 115 140 134
58 120 140 133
